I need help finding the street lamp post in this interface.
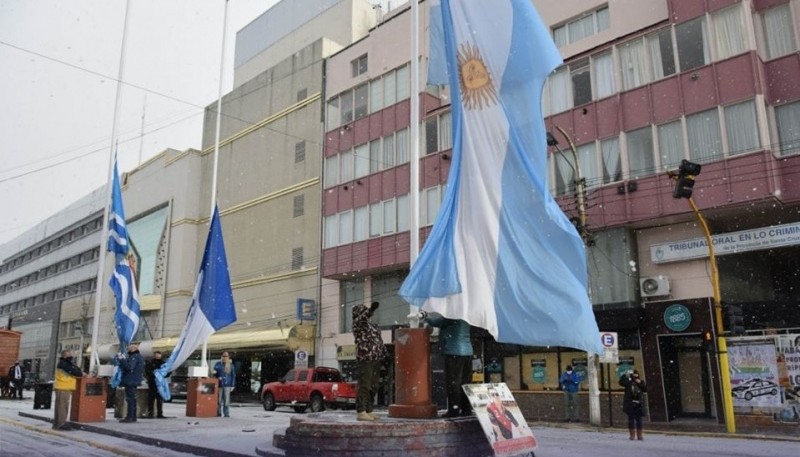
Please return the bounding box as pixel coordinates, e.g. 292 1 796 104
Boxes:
548 127 600 427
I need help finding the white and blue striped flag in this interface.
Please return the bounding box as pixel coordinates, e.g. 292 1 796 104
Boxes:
400 0 603 353
108 160 140 348
154 205 237 400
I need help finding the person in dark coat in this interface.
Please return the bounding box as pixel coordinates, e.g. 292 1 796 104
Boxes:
425 312 473 417
7 361 25 399
118 343 144 423
352 301 387 421
619 369 647 440
145 351 167 418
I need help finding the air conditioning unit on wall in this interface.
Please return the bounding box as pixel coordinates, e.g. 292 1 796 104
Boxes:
640 275 670 298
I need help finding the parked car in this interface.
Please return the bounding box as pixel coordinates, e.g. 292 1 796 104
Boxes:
261 366 357 413
732 379 779 401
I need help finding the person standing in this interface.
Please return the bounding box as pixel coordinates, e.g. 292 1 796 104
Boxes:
145 351 167 418
53 350 83 430
8 361 25 399
118 343 144 423
425 313 473 418
213 352 236 417
559 365 581 422
352 301 386 421
620 369 647 440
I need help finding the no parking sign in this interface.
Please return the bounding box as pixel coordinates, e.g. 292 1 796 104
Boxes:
599 332 619 364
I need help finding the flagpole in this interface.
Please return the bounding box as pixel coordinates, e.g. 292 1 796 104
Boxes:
89 0 132 374
409 0 420 294
200 0 230 369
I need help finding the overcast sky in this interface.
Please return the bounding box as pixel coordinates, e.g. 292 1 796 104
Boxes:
0 0 283 247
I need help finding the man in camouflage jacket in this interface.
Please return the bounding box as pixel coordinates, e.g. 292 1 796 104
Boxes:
352 301 386 421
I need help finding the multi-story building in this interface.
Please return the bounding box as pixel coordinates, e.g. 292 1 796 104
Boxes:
0 187 105 379
319 0 800 426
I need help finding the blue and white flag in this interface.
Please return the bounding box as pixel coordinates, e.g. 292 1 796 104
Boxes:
108 160 140 349
154 205 236 400
400 0 603 353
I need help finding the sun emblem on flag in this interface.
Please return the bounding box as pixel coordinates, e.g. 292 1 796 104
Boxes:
457 42 498 110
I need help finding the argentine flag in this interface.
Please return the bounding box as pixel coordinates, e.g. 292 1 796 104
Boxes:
400 0 603 353
155 205 237 401
108 160 140 348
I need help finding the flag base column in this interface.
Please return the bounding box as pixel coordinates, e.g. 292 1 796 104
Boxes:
71 376 107 423
388 328 438 418
186 377 219 417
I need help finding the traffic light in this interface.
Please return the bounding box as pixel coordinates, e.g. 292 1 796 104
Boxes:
701 330 714 352
726 304 745 336
672 159 702 199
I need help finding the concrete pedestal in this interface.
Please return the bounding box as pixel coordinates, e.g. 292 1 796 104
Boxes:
271 412 493 457
186 377 218 417
389 327 437 419
114 387 150 418
70 376 107 423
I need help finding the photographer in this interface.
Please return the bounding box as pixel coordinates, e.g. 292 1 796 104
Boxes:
619 369 647 440
352 301 387 421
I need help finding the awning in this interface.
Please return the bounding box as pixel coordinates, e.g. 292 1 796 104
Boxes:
89 324 316 361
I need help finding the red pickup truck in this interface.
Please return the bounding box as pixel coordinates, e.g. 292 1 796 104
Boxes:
261 366 358 413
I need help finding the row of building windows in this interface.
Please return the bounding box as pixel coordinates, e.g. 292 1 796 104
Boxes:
326 64 410 129
0 278 96 316
544 3 798 116
552 5 610 48
0 216 103 275
550 99 800 193
0 247 100 294
323 184 447 249
324 111 453 189
59 317 93 338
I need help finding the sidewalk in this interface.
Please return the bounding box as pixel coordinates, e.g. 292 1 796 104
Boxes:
2 395 798 456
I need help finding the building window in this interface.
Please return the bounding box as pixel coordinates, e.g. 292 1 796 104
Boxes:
619 39 648 90
382 200 395 234
600 137 621 184
340 279 365 333
577 142 600 188
593 52 615 99
354 84 369 120
354 144 370 179
439 112 452 151
397 194 409 232
369 139 382 173
626 127 654 179
291 248 303 271
293 195 304 218
724 100 760 156
425 117 439 154
552 6 610 48
548 67 571 114
294 141 306 163
127 206 168 296
396 129 409 165
296 88 307 102
712 5 747 61
339 210 353 245
354 206 369 242
324 154 339 188
571 59 592 106
553 150 574 195
340 150 354 183
382 134 395 169
687 108 722 162
341 91 354 124
676 17 709 72
762 4 797 59
776 101 800 156
326 98 341 129
324 215 337 249
369 202 382 237
351 54 368 77
648 28 676 80
658 120 684 170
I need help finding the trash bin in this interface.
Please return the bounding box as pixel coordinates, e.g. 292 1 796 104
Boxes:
34 382 53 410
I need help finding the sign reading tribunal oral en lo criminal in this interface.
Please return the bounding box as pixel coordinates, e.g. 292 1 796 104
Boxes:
650 221 800 263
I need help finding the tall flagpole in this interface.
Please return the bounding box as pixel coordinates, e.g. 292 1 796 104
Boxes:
409 0 420 268
89 0 132 374
200 0 229 369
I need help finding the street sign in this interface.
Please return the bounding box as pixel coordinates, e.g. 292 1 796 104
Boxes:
599 331 619 364
295 350 308 368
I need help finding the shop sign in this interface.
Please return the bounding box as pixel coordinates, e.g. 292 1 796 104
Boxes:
650 221 800 264
336 345 356 361
664 304 691 332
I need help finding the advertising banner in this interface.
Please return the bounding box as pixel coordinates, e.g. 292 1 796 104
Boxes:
728 344 781 408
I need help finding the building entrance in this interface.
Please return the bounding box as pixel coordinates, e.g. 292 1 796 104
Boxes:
659 335 716 420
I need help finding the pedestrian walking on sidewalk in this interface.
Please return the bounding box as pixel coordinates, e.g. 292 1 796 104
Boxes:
53 350 83 430
559 365 581 422
118 343 144 423
214 352 236 417
620 369 647 440
353 301 387 421
145 351 167 418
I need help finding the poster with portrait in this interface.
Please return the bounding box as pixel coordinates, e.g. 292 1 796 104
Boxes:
775 334 800 422
462 383 537 457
